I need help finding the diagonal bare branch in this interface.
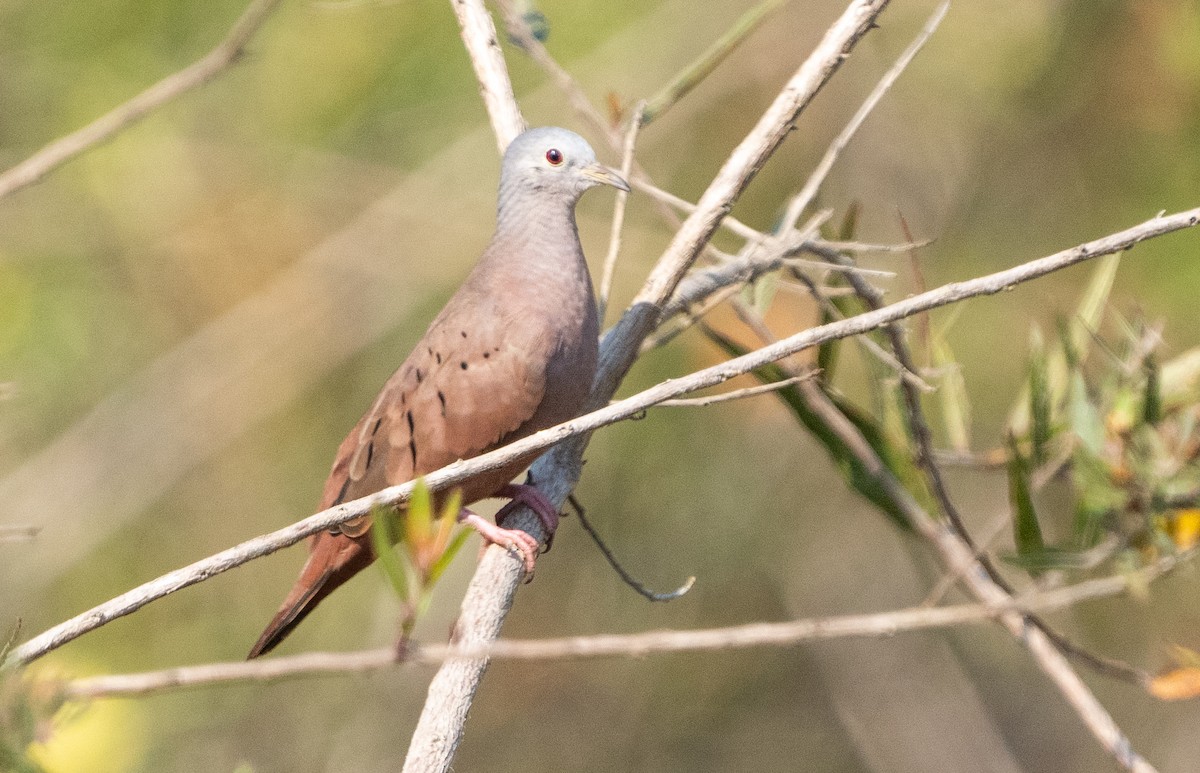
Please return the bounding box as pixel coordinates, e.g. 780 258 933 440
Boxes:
7 203 1198 668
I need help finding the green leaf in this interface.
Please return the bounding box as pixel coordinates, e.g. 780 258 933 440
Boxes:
749 271 780 316
930 319 971 454
405 478 434 545
428 528 471 587
1072 252 1121 354
815 301 841 381
1143 353 1162 426
1006 435 1046 571
1007 254 1119 437
1069 372 1106 457
836 201 860 241
370 506 409 601
1028 326 1052 466
1070 447 1124 546
999 546 1099 571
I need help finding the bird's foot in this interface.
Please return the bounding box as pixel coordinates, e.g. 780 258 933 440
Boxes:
459 510 540 575
495 483 561 537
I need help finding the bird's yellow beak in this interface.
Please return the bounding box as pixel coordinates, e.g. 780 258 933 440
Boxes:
580 162 630 192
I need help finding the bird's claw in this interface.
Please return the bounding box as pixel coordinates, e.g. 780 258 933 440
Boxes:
460 512 539 575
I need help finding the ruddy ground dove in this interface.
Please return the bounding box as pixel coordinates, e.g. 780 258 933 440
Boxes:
248 127 628 658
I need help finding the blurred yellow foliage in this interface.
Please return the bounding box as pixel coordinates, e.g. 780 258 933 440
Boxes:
27 696 145 773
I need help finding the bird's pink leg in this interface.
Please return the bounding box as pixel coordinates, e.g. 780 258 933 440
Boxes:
458 509 540 574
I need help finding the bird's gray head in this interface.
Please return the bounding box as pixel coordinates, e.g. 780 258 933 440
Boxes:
499 127 630 204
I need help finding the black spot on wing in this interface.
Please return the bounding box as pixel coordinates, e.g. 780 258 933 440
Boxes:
333 478 351 506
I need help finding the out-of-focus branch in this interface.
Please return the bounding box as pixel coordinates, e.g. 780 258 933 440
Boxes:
640 0 790 125
0 525 40 544
8 201 1200 668
0 0 284 201
65 560 1181 700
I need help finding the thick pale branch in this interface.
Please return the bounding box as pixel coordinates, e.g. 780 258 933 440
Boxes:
65 562 1179 700
410 3 892 768
9 204 1199 667
406 2 894 768
0 0 283 201
450 0 525 151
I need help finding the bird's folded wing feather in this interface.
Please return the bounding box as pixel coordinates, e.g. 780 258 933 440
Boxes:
320 301 551 536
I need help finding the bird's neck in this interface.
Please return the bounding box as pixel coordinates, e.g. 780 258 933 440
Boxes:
494 188 580 241
491 190 585 275
477 188 592 300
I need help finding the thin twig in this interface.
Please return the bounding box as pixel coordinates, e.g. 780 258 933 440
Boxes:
822 238 934 253
597 102 644 324
568 496 695 602
785 0 948 222
640 284 742 353
63 557 1182 700
0 0 284 201
656 374 815 407
9 204 1200 668
632 175 907 273
493 0 612 143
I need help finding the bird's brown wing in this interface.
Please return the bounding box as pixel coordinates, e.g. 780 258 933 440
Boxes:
248 300 552 658
342 299 551 514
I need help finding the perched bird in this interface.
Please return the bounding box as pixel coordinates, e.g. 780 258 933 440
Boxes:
248 127 629 658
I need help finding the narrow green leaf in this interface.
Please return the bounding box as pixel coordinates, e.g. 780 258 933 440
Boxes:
1143 354 1162 425
931 334 971 454
1056 315 1080 371
1070 445 1125 546
999 546 1098 571
432 488 464 555
1007 254 1119 436
837 201 860 241
405 478 434 545
1028 326 1051 466
370 507 409 601
427 528 472 587
1006 435 1046 570
815 301 841 381
757 271 780 315
1069 372 1106 456
1072 252 1121 354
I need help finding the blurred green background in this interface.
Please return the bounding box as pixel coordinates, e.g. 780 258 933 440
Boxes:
4 0 1200 770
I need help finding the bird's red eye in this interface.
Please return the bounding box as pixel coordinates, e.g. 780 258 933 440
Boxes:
545 148 564 165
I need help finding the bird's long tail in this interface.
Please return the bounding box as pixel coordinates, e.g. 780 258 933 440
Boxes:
247 530 375 659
